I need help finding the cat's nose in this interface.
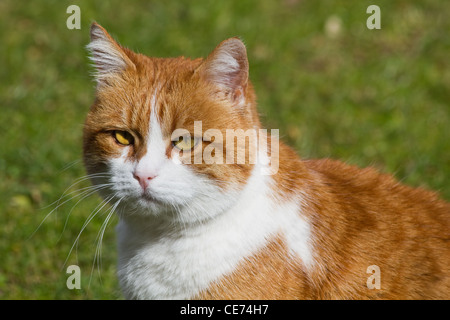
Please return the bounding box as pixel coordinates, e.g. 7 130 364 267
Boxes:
133 171 156 190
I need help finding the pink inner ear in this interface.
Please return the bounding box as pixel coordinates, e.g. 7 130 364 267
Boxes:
199 38 249 94
233 86 245 103
87 22 136 84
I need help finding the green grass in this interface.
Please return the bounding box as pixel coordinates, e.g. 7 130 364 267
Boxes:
1 0 449 299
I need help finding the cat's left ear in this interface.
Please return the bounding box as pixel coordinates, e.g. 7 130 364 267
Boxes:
86 22 136 86
197 38 249 106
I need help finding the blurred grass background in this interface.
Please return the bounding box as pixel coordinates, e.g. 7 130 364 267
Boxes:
0 0 448 299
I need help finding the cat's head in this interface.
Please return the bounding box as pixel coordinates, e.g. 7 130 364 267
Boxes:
83 23 269 224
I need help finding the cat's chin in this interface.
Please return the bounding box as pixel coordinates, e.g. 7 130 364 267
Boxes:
133 193 171 212
139 192 164 205
115 189 236 225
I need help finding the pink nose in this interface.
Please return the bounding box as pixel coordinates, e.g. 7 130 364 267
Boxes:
133 172 156 190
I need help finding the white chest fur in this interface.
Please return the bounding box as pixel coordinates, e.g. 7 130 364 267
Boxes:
116 170 313 300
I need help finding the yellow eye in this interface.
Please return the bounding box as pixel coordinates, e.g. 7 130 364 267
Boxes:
173 136 198 151
113 130 134 146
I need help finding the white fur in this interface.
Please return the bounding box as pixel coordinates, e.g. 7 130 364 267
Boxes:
86 25 129 83
208 50 240 83
133 101 166 179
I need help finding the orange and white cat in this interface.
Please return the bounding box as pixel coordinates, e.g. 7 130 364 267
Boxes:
83 22 450 299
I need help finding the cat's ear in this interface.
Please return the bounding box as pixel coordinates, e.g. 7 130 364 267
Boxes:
198 38 249 105
86 22 135 85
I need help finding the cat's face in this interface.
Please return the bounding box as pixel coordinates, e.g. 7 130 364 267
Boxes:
83 23 261 224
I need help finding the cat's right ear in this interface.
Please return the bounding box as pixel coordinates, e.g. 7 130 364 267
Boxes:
86 22 136 86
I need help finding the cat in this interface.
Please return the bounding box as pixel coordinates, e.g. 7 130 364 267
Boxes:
83 22 450 299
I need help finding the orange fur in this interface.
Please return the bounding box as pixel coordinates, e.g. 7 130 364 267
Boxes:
84 23 450 299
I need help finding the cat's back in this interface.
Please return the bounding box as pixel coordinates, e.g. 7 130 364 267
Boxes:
303 158 449 221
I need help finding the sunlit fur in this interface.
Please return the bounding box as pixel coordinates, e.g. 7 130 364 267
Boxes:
83 23 450 299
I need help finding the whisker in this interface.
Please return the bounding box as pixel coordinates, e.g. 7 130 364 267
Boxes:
29 183 113 239
59 159 82 173
89 195 123 288
62 193 116 270
40 173 111 211
58 184 114 241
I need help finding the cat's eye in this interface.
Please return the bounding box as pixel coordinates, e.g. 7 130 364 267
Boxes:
173 136 199 151
113 130 134 146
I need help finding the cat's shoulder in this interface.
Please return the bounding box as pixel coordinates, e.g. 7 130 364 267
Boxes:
303 158 381 179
